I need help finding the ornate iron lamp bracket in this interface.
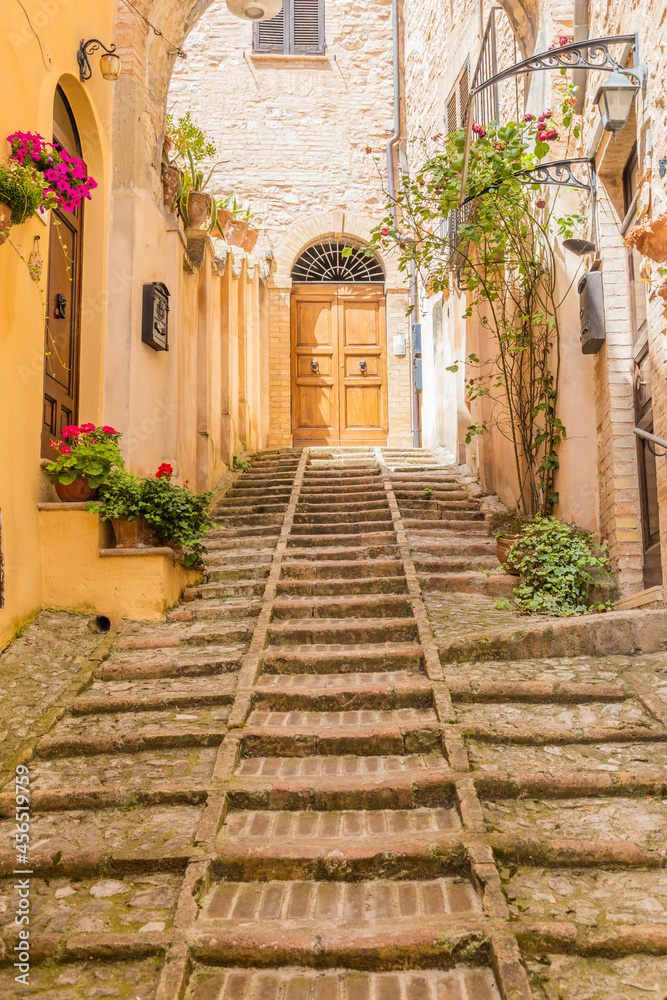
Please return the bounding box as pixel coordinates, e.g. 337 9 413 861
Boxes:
515 157 593 192
77 39 118 82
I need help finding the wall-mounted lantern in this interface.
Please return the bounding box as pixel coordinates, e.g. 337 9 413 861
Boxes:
594 70 640 133
142 282 170 352
77 39 121 82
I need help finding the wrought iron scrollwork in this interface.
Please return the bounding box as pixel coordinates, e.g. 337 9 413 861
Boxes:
515 158 593 193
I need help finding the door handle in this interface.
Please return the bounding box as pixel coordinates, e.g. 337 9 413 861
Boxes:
359 359 367 373
54 293 67 319
311 359 319 374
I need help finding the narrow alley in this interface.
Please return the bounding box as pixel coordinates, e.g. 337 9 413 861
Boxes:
2 449 667 998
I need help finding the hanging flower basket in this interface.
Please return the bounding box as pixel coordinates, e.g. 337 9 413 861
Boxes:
624 212 667 263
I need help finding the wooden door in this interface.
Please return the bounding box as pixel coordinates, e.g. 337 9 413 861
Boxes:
337 285 387 443
291 284 387 445
41 91 84 457
291 286 338 445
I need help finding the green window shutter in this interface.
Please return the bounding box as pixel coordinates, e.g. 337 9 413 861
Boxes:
253 7 288 52
291 0 325 54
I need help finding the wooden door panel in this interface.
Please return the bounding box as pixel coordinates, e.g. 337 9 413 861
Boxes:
291 287 339 443
337 289 387 443
344 385 382 429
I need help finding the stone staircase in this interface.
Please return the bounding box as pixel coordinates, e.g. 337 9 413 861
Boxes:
3 447 667 997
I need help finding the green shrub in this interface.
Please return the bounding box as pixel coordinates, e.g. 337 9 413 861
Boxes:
0 161 47 226
512 514 612 616
93 468 213 567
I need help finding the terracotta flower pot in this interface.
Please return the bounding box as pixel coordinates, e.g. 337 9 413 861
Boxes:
496 535 521 576
186 191 211 230
55 477 98 502
111 516 162 549
0 200 12 246
161 163 181 208
624 213 667 263
223 217 259 252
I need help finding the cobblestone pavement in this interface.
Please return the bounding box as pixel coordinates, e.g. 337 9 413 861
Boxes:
2 448 667 998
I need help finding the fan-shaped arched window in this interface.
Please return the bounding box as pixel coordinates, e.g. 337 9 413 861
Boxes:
291 241 385 283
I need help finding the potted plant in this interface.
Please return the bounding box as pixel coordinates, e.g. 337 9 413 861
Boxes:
7 131 97 214
178 149 221 230
625 212 667 264
489 507 528 576
214 195 259 251
44 424 124 502
0 161 48 244
164 113 221 227
93 465 213 565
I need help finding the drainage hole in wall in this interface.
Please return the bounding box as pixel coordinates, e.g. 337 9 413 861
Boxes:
90 616 111 634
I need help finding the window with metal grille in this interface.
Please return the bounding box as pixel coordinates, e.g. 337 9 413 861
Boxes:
253 0 325 55
443 60 471 272
292 241 384 283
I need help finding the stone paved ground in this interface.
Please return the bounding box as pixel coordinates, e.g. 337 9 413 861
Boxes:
2 447 667 998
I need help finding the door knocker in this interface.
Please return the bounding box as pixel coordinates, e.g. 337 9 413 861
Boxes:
54 293 67 319
311 359 319 374
359 359 367 373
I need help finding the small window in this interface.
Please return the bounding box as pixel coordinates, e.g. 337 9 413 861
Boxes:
253 0 325 55
444 59 470 132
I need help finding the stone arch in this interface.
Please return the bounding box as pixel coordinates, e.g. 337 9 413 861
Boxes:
494 0 541 58
273 212 404 290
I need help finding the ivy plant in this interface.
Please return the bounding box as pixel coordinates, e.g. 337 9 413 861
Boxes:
362 81 586 515
92 468 213 566
511 514 612 616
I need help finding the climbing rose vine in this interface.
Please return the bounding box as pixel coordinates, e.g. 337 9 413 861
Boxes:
367 83 583 515
7 131 97 213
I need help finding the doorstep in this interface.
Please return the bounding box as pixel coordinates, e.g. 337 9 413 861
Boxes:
614 585 664 612
37 504 202 621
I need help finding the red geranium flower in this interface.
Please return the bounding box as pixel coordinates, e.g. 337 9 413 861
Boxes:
79 422 95 433
155 463 173 479
60 446 72 455
102 426 117 435
61 425 81 438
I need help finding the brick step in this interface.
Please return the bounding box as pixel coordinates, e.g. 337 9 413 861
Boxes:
115 623 253 651
36 709 230 755
96 648 243 680
281 558 403 580
293 510 391 525
253 676 432 712
399 508 486 522
238 725 443 759
198 876 480 928
173 598 263 621
303 471 380 482
266 618 420 646
408 538 494 555
290 521 395 536
296 491 389 515
270 595 413 621
401 500 482 513
413 555 500 572
388 474 459 483
246 706 438 728
71 678 236 715
222 487 293 498
283 543 400 561
184 581 266 601
211 525 283 539
214 513 285 528
298 489 386 502
260 643 424 674
448 680 626 703
205 539 278 555
419 573 515 597
275 576 408 597
394 490 471 502
401 518 489 532
208 564 273 582
215 503 289 516
236 752 448 779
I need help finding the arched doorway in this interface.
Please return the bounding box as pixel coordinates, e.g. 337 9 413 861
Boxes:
41 86 85 456
290 240 388 446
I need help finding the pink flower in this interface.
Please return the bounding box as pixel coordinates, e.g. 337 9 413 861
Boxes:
524 114 534 122
380 227 389 236
60 446 72 455
495 142 504 151
536 199 546 209
537 130 548 142
79 422 95 433
155 463 173 479
102 425 117 435
545 128 559 140
61 425 81 438
543 109 553 119
558 35 569 45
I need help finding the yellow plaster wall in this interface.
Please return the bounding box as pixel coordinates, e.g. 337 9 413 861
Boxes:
38 506 199 620
0 1 115 650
